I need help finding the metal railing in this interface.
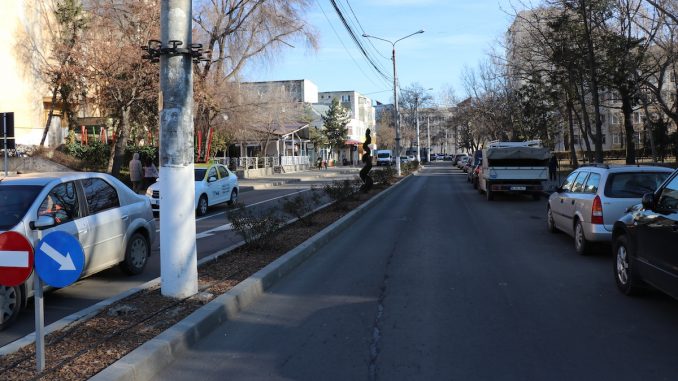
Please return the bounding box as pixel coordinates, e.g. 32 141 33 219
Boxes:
214 156 308 169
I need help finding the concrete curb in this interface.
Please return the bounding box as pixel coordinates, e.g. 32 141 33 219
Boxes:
91 175 411 381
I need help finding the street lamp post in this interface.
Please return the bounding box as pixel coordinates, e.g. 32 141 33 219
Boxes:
363 30 424 176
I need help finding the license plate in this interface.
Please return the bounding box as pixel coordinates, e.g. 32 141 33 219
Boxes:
510 186 526 191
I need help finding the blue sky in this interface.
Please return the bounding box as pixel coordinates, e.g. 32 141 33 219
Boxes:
245 0 517 105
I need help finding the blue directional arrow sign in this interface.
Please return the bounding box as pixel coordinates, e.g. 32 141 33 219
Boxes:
35 231 85 288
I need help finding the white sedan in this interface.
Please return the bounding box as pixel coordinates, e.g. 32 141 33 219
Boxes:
146 163 239 216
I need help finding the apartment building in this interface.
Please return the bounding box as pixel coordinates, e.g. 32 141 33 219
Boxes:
1 0 66 148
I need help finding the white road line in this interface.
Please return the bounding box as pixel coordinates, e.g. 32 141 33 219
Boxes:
156 188 311 236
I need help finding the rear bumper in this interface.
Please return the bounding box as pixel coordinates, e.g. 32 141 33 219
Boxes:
583 222 613 242
489 183 544 192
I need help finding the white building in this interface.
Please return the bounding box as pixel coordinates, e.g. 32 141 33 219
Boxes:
1 1 66 148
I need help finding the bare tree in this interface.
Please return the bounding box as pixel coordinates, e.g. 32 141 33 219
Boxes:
16 0 87 147
192 0 318 146
81 0 160 176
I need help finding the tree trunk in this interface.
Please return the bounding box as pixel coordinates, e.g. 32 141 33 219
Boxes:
578 1 604 163
110 106 131 178
620 93 636 164
567 98 579 168
40 85 61 147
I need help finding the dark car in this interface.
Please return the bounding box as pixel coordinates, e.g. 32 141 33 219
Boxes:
612 169 678 298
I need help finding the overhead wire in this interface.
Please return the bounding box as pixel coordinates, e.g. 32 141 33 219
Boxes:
341 0 390 61
327 0 393 85
314 0 385 88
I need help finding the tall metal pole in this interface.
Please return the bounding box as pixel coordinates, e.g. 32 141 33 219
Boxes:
415 96 420 162
427 116 431 162
3 113 7 176
159 0 198 298
392 46 401 176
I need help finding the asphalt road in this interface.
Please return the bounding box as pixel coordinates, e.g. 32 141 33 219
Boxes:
0 174 352 347
152 162 678 381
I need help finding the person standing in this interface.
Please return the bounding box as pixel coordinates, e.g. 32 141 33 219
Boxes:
129 152 144 193
143 158 159 190
548 153 559 182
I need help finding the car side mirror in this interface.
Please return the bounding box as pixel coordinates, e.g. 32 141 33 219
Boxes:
208 176 217 182
641 192 655 210
30 215 56 231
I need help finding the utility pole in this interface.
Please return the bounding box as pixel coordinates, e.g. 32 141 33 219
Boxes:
159 0 198 298
427 116 431 163
362 30 424 176
415 95 420 162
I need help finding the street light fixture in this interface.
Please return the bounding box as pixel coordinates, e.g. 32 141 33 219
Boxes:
363 29 424 176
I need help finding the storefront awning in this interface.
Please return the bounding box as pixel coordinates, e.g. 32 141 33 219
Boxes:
344 139 362 145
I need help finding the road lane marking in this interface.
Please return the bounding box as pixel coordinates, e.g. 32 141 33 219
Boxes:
156 189 311 236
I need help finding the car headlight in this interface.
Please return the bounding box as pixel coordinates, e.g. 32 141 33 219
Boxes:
145 187 153 196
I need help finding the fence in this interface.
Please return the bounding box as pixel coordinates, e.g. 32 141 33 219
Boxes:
214 155 309 169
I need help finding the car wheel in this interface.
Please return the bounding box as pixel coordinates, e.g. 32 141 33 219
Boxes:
196 195 208 216
574 219 590 255
227 189 238 206
0 285 22 331
546 206 557 233
119 232 149 275
614 234 643 295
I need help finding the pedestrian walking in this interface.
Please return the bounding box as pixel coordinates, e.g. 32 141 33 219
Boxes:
143 158 159 191
129 152 144 194
548 154 559 182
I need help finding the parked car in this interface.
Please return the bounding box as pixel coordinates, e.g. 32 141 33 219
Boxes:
457 156 470 169
0 172 156 330
146 163 239 216
612 169 678 298
453 154 468 165
546 164 673 255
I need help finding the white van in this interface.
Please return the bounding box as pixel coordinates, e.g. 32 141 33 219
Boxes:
376 150 394 166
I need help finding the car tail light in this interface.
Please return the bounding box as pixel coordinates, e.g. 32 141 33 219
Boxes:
591 195 603 225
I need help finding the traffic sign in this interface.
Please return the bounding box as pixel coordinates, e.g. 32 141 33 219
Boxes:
35 231 84 288
0 231 34 287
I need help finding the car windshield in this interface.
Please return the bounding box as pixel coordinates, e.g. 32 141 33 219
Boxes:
605 172 671 198
0 184 44 230
194 168 207 182
377 153 390 158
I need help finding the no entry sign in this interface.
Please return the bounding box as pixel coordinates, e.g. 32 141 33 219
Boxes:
0 231 34 287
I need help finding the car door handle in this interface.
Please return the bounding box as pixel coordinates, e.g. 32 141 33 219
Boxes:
78 230 88 235
122 215 129 221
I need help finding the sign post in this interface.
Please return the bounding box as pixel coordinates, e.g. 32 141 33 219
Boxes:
34 230 85 373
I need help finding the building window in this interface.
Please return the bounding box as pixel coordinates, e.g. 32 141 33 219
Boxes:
612 133 621 145
610 113 620 125
341 95 350 102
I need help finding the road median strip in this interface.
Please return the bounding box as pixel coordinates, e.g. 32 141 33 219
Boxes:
91 175 410 381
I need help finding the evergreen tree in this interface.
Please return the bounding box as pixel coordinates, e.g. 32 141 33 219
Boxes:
321 98 350 160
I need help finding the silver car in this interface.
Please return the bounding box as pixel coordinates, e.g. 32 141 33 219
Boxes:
546 164 673 255
0 172 156 330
